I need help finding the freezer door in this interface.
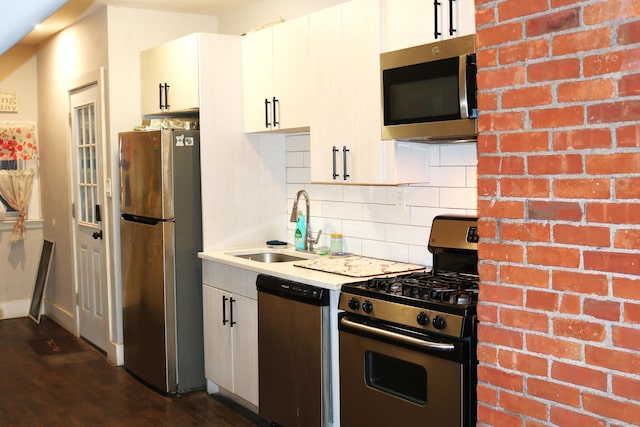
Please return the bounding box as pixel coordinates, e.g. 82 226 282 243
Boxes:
119 129 174 219
121 216 177 393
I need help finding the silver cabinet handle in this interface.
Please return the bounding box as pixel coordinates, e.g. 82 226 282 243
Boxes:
342 146 350 180
222 296 228 325
272 97 279 127
433 0 442 39
164 83 170 109
340 316 455 351
229 297 236 327
264 98 271 128
449 0 456 36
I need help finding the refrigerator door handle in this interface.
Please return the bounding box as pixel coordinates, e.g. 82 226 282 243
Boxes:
222 295 228 325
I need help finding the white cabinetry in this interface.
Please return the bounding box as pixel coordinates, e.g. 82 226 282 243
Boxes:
382 0 476 52
242 15 309 132
309 0 429 185
202 262 258 406
140 33 200 115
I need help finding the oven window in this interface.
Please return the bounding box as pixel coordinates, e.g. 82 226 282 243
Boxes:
365 351 427 405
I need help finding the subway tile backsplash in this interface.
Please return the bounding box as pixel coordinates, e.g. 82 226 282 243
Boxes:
286 134 477 267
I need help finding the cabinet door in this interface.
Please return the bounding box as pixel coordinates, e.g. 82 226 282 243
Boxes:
164 33 200 112
273 15 309 131
242 28 274 132
309 3 347 183
382 0 434 51
456 0 476 37
230 294 259 406
340 0 382 184
437 0 476 40
310 0 382 184
202 285 233 392
382 0 475 50
140 44 166 116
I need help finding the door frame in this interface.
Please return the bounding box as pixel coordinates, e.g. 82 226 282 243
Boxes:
68 68 114 359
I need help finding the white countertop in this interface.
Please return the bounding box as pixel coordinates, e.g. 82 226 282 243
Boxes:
198 246 427 291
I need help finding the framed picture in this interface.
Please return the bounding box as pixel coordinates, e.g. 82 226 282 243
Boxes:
29 240 55 324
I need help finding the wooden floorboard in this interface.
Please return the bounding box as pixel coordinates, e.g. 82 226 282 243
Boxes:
0 316 266 426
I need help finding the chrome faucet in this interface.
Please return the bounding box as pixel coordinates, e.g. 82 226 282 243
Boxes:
290 189 322 252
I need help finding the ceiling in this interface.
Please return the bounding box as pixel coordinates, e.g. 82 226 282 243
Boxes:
19 0 258 46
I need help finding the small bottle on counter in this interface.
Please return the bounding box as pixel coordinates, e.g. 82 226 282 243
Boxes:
294 211 306 250
330 233 343 254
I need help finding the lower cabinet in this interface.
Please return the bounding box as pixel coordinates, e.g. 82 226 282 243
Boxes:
202 267 258 407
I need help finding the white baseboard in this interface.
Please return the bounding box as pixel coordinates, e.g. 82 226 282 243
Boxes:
43 299 76 333
0 298 30 319
109 341 124 366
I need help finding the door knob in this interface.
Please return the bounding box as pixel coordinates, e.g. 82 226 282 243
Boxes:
92 230 103 240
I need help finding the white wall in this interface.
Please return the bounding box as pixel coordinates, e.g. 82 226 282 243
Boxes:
36 5 219 355
0 45 43 318
37 7 110 332
0 45 42 221
217 0 348 35
285 135 478 267
105 7 218 349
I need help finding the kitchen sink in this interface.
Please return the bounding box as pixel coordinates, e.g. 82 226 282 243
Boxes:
232 252 308 263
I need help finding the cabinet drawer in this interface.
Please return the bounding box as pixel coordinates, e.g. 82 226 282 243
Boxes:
202 261 258 300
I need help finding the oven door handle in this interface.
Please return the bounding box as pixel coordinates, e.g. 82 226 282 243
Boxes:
340 317 455 352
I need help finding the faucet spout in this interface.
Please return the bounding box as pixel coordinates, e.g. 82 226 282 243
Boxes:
290 190 320 252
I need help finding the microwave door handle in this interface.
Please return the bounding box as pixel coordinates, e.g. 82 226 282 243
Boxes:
458 54 469 119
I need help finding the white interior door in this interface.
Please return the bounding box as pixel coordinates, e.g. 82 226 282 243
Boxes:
70 83 108 351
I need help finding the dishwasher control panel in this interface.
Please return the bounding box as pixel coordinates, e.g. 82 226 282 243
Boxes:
256 274 330 306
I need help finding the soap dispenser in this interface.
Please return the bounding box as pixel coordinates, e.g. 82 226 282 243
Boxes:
294 210 306 250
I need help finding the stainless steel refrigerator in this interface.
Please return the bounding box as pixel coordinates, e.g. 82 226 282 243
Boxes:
119 128 204 394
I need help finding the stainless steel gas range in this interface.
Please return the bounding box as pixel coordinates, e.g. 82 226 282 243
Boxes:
338 215 479 427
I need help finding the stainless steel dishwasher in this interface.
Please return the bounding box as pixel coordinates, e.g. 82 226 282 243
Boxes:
256 274 331 427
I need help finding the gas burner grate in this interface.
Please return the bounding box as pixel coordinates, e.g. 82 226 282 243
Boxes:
363 270 479 306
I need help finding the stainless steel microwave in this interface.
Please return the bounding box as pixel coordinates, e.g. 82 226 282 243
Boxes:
381 34 477 142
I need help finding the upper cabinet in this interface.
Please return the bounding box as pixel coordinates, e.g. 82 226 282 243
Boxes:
309 0 429 185
382 0 476 52
141 33 200 115
242 15 310 133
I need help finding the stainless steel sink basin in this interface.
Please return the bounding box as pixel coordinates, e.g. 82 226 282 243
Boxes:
233 252 307 263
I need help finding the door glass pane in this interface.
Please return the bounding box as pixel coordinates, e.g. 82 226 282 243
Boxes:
365 350 428 405
75 102 98 225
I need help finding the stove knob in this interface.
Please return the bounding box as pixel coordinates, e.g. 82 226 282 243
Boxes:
348 298 360 311
417 312 429 326
362 300 373 314
432 315 446 330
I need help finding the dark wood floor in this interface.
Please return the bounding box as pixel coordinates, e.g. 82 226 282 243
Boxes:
0 316 266 426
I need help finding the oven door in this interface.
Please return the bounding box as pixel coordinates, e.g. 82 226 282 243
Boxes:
339 314 468 427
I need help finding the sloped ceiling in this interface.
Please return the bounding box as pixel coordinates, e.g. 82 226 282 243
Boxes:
11 0 259 51
1 0 69 55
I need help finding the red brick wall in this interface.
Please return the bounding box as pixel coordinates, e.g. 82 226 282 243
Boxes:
475 0 640 425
